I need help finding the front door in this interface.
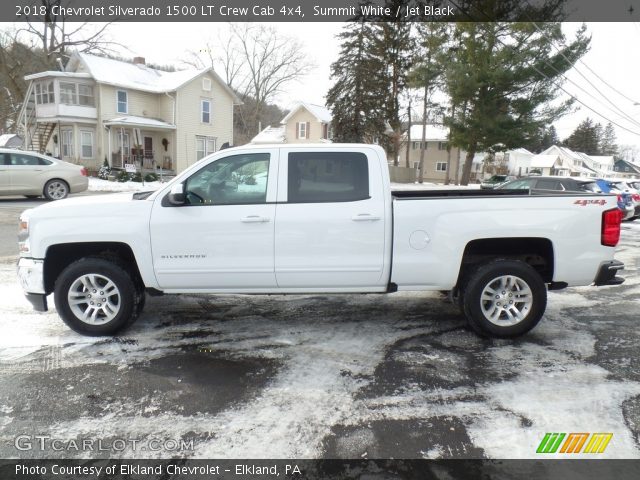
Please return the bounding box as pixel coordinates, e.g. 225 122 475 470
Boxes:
149 149 279 290
144 136 153 159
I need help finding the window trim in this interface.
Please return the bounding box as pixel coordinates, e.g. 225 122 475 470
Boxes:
116 90 128 114
297 122 307 139
436 162 447 172
201 99 211 124
59 82 77 105
80 130 94 159
61 129 74 158
195 135 216 161
202 78 212 91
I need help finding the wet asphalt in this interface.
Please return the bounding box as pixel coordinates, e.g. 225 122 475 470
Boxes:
0 219 638 460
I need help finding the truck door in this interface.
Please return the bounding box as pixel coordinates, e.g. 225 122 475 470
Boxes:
149 149 279 289
274 148 387 288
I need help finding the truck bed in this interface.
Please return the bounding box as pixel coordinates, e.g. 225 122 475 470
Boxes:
391 189 530 198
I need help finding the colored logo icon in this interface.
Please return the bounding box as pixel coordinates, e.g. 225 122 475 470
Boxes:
536 433 613 454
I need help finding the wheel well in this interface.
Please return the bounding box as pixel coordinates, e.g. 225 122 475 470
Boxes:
458 237 554 285
44 242 143 294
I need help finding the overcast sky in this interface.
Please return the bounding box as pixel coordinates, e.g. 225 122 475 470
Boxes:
42 21 640 148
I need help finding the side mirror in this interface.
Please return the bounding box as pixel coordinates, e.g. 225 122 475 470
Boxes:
167 183 185 205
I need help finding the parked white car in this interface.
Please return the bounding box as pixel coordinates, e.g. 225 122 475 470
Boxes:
0 148 88 200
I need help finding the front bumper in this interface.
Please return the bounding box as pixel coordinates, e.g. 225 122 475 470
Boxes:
17 258 48 311
593 260 625 286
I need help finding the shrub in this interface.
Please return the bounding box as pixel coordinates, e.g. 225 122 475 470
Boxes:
144 173 159 182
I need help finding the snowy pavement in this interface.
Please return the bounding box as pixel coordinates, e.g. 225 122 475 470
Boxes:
0 223 638 460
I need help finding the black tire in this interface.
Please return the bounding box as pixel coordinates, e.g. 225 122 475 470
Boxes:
43 179 69 200
461 259 547 338
54 257 138 336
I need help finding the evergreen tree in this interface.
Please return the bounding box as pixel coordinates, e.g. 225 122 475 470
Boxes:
564 118 601 154
370 8 414 164
408 22 448 182
327 22 387 143
442 17 589 184
600 122 618 155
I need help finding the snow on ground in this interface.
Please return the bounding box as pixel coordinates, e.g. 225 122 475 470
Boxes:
0 221 638 460
88 177 163 192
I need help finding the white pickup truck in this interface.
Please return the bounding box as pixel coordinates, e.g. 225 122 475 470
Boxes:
17 144 624 338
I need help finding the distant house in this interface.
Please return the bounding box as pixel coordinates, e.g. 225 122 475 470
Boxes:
251 102 333 144
398 124 463 182
18 52 242 173
613 159 640 177
0 134 23 148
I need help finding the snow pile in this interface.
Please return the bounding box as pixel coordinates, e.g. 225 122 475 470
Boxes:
88 178 163 193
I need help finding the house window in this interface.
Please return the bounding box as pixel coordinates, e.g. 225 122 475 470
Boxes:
413 161 419 170
117 90 128 113
35 81 54 104
60 83 77 105
196 135 216 161
438 142 448 151
297 122 307 139
78 85 94 106
436 162 447 172
201 99 211 124
202 78 211 91
61 129 74 158
80 131 94 158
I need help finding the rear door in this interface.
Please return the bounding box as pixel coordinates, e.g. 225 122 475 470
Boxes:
274 147 387 289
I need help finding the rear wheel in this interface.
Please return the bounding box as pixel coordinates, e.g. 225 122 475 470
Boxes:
461 259 547 338
44 179 69 200
54 258 139 335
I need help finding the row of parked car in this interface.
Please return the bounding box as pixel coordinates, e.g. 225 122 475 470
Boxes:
481 174 640 221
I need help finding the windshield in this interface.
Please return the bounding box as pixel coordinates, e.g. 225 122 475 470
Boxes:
487 175 507 182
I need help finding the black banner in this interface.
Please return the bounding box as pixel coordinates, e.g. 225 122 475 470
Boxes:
4 0 640 23
1 459 640 480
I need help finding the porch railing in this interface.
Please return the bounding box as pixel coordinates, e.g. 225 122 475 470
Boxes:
111 151 173 171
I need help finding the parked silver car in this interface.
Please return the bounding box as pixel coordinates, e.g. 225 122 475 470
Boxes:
0 149 88 200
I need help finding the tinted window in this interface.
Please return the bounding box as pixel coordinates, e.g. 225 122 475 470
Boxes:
9 153 49 166
536 179 562 190
184 153 269 205
0 153 9 165
500 178 533 189
287 152 369 203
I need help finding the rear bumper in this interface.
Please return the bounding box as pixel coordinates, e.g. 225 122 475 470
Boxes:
593 260 625 286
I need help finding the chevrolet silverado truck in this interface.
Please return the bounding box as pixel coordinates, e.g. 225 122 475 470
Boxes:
17 144 625 338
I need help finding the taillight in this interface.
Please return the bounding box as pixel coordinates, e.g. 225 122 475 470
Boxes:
617 194 622 203
80 167 88 177
632 193 640 202
602 208 623 247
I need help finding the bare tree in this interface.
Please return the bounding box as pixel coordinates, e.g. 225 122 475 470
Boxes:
186 24 314 140
16 0 121 58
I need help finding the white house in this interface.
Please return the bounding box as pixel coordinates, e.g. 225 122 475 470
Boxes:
18 52 242 173
251 102 333 144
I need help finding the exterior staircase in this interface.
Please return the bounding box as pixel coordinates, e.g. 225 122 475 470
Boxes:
18 83 56 154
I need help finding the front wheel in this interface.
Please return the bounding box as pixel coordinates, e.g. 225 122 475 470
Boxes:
461 260 547 338
54 258 138 335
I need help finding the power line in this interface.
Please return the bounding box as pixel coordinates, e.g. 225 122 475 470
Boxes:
529 21 640 130
445 0 640 137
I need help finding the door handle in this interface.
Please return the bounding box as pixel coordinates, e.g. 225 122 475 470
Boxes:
351 213 381 221
241 215 270 223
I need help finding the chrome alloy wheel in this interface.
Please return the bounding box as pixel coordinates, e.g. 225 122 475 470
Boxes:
67 274 121 325
480 275 533 326
46 180 68 199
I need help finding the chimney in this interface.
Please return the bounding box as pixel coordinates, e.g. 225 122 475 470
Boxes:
133 56 146 65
